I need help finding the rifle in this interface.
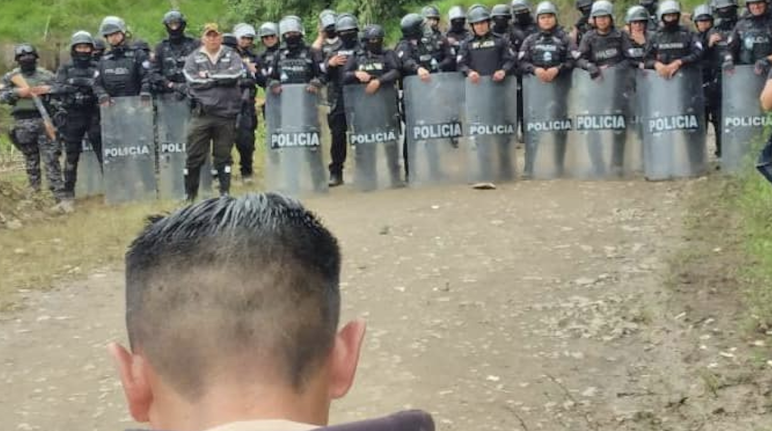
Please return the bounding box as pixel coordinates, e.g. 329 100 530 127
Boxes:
10 73 57 141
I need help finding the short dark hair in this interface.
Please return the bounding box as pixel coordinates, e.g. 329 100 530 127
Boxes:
125 193 341 400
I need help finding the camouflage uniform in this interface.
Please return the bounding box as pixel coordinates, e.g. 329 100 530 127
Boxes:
1 67 64 197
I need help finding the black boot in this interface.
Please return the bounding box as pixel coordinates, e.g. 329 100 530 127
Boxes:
184 166 201 202
217 166 232 197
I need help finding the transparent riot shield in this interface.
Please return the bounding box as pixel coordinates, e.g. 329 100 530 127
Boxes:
566 67 632 179
638 68 707 180
100 96 156 204
265 84 328 196
464 76 518 183
721 65 769 172
404 72 467 186
74 136 103 197
156 94 212 200
523 73 573 179
343 84 402 191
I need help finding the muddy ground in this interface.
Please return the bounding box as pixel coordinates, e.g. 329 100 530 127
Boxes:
1 179 771 431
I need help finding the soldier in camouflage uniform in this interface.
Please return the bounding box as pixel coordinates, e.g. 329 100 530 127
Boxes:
0 44 64 202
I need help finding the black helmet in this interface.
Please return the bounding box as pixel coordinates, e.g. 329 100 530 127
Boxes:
576 0 593 10
99 16 127 37
93 39 106 51
626 5 650 22
468 5 492 23
401 13 425 38
511 0 532 14
163 10 186 27
362 24 385 42
320 9 337 30
70 31 95 50
422 5 441 19
14 44 38 60
492 4 513 17
223 33 238 48
335 13 359 32
693 4 714 20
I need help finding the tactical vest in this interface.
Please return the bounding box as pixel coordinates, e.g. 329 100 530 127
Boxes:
653 28 694 64
99 47 144 97
587 30 625 66
277 48 314 84
59 63 98 108
738 21 772 64
416 33 443 71
530 34 568 68
11 68 53 114
356 51 388 78
159 38 198 83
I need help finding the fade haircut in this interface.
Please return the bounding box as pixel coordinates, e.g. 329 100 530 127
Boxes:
125 193 341 400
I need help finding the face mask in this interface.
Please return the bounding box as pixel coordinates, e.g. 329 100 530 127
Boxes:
340 32 358 47
515 13 532 25
493 17 509 32
72 51 92 65
663 17 680 29
18 57 36 72
284 34 302 48
325 29 337 39
716 7 736 19
167 25 185 41
366 41 383 54
450 19 466 32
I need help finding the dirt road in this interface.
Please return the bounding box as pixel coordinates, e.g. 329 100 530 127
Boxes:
1 180 770 431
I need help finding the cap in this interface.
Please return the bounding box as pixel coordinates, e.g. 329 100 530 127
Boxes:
203 23 221 35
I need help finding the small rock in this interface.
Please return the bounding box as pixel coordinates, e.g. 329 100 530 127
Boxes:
7 219 23 230
486 375 501 382
582 387 598 397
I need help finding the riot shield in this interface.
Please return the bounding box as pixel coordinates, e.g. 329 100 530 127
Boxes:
343 84 402 191
265 84 327 195
464 76 518 183
100 96 156 204
156 95 213 200
523 73 573 179
566 67 632 179
722 65 769 172
404 72 467 186
74 137 103 197
638 68 707 180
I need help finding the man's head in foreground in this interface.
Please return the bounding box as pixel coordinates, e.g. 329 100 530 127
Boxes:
111 193 366 430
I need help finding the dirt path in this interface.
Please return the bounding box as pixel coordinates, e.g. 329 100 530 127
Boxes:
1 180 770 431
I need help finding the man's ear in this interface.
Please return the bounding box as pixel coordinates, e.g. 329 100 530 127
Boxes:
108 342 153 423
327 319 367 399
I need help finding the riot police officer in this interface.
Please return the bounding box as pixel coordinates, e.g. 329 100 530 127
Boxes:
396 13 455 78
724 0 772 75
458 5 517 82
640 0 660 31
706 0 738 156
323 13 360 186
256 22 280 89
492 4 514 38
0 44 63 202
422 5 443 35
150 10 199 96
572 0 595 45
343 24 402 185
51 31 101 209
576 0 633 78
692 5 723 156
94 16 151 104
511 0 539 36
446 6 471 56
312 10 339 58
93 39 106 61
232 23 260 184
625 5 651 66
519 1 576 82
643 1 703 79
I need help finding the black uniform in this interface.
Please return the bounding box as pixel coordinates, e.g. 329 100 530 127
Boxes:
725 13 772 67
150 36 199 95
322 36 359 179
94 44 151 101
643 25 702 69
576 27 633 76
574 14 594 46
343 46 402 185
257 45 278 89
512 15 539 38
457 32 517 76
625 30 650 66
445 27 471 60
518 29 576 75
234 46 260 179
705 16 736 156
395 30 455 75
51 56 101 199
